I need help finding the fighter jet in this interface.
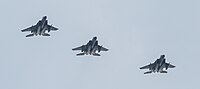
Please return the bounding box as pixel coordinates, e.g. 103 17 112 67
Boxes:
140 55 175 74
21 16 58 37
72 36 108 56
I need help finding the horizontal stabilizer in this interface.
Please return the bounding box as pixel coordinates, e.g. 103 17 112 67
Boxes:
144 71 152 74
160 71 168 73
26 34 34 37
42 33 50 36
93 53 101 56
76 53 85 56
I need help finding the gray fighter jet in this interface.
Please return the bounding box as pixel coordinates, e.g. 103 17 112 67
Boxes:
72 36 108 56
21 16 58 37
140 55 175 74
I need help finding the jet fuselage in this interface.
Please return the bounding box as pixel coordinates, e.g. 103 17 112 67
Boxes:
30 16 49 36
91 36 97 49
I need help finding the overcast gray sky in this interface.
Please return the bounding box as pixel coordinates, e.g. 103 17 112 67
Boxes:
0 0 200 89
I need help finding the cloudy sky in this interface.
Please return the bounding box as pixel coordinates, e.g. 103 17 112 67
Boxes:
0 0 200 89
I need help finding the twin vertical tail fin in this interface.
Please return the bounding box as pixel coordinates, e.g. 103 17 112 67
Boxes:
143 71 168 74
76 53 100 56
26 33 50 37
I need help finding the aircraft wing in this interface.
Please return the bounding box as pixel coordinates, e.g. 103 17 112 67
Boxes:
72 45 85 51
48 25 58 31
98 45 109 52
166 63 176 68
140 64 151 69
101 46 108 51
21 25 36 32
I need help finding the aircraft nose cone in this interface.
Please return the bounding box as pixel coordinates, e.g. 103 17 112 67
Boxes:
93 36 97 40
161 55 165 58
43 16 47 20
